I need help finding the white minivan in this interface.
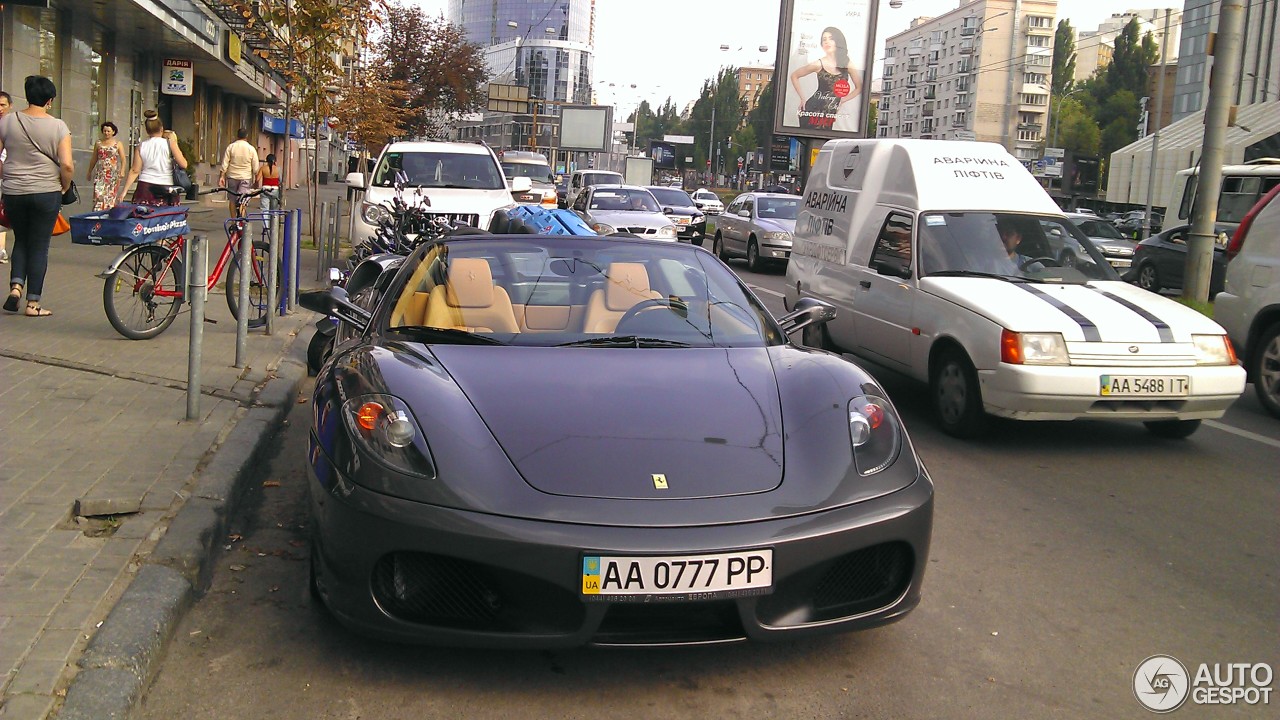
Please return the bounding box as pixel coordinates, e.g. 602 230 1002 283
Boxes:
1214 184 1280 418
784 139 1245 439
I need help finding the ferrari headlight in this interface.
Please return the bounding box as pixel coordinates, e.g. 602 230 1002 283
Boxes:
1192 334 1235 366
361 201 391 226
342 394 435 478
848 394 902 476
591 222 616 235
1001 330 1069 365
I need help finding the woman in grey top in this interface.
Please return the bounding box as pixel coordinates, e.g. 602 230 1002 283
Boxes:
0 75 74 316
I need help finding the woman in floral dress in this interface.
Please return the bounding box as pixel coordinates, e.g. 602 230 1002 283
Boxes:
86 121 125 211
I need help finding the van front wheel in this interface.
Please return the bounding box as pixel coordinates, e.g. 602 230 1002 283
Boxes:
931 348 989 438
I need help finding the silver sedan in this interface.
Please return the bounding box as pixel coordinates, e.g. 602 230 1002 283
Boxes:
571 185 679 241
711 192 799 272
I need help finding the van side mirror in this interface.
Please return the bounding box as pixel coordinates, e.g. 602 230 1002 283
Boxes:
874 259 913 280
510 176 533 193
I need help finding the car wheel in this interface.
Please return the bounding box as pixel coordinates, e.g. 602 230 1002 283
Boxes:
747 238 763 273
714 233 728 261
1252 322 1280 419
1135 262 1161 292
1143 419 1201 439
931 347 989 438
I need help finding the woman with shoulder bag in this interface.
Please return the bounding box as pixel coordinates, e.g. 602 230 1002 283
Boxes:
0 76 74 317
120 110 187 207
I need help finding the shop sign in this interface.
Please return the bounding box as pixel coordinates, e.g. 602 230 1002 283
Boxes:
162 59 194 96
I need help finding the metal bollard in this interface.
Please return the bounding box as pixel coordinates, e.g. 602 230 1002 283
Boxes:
186 235 207 420
235 221 252 368
347 189 359 247
288 208 301 310
329 201 340 269
316 201 329 281
267 211 279 334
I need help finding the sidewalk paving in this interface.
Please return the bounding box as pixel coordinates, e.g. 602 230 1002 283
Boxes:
0 184 351 719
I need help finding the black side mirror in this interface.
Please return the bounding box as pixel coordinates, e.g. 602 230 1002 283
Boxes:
662 207 674 215
874 259 913 280
300 287 372 328
778 297 836 336
695 202 705 209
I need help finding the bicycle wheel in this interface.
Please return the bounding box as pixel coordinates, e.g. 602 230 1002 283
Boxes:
225 239 283 328
103 244 184 340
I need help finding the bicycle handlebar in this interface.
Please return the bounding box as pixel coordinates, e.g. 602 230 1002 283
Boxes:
201 186 270 200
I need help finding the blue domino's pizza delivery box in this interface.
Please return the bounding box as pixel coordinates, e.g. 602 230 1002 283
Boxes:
70 203 190 246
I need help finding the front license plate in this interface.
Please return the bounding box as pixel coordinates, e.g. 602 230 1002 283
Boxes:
582 550 773 601
517 194 539 203
675 216 691 225
1099 375 1189 397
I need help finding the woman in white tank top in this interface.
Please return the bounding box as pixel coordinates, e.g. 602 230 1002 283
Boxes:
119 110 187 206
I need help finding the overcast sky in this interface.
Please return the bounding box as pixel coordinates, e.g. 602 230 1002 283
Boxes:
407 0 1121 116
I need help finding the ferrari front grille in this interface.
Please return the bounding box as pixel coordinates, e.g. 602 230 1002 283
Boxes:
756 541 914 626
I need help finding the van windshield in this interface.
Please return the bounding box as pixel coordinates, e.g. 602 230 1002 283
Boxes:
583 172 624 187
373 151 505 190
917 212 1119 282
502 162 555 184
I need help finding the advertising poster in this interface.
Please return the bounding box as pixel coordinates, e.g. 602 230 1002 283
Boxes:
649 140 677 169
773 0 877 140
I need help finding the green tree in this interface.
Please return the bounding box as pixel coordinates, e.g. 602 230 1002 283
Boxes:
1051 96 1100 157
1104 18 1159 98
1052 20 1077 94
685 67 748 180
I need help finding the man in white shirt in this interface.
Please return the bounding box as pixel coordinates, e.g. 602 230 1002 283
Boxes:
218 128 259 217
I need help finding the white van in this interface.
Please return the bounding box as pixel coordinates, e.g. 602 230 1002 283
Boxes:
1214 183 1280 418
566 169 623 209
784 139 1244 439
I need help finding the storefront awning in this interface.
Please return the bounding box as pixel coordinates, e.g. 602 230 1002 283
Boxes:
261 113 305 138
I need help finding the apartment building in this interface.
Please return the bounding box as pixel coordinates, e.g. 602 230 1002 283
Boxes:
877 0 1058 167
736 66 775 115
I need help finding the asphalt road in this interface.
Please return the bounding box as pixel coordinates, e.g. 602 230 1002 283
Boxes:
135 259 1279 720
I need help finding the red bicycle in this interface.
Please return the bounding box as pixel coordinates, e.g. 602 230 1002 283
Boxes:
102 187 282 340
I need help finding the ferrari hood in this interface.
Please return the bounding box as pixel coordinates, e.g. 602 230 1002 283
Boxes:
430 346 784 500
920 278 1227 341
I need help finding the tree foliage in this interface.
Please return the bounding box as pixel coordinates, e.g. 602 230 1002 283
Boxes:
375 4 488 140
1052 20 1077 95
332 64 413 158
685 67 747 174
1104 18 1159 98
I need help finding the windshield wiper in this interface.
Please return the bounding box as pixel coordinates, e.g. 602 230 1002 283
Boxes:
389 326 506 345
925 270 1041 283
555 336 692 348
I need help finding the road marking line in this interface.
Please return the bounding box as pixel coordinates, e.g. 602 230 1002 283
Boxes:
1204 419 1280 449
750 285 784 298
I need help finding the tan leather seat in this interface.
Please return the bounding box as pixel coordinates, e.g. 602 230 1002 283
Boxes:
582 262 662 333
423 257 519 333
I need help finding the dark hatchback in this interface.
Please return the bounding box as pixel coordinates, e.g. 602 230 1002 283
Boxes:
1124 223 1233 297
646 186 707 245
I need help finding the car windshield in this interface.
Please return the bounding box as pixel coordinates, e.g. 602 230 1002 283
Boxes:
589 189 661 212
758 197 799 219
384 237 783 348
917 212 1120 282
1074 218 1126 240
373 151 504 190
502 162 555 183
694 191 718 201
648 188 694 206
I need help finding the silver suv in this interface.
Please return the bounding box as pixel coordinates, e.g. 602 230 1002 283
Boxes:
345 141 520 244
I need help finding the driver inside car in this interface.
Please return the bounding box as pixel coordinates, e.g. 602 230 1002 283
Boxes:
991 217 1044 273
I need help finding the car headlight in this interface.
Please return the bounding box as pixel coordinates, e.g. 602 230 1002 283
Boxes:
1192 334 1236 366
848 394 903 476
361 202 391 226
658 225 677 238
591 222 616 235
341 394 435 478
764 231 793 242
1001 330 1069 365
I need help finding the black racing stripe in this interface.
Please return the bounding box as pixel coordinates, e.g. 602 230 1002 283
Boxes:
1018 284 1102 341
1094 289 1175 342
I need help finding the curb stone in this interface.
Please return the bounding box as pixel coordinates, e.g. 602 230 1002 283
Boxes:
54 332 312 720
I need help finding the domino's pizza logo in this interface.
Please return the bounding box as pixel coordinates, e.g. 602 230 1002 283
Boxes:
133 223 144 236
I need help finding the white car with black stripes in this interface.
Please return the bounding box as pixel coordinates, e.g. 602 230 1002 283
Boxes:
785 139 1246 439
